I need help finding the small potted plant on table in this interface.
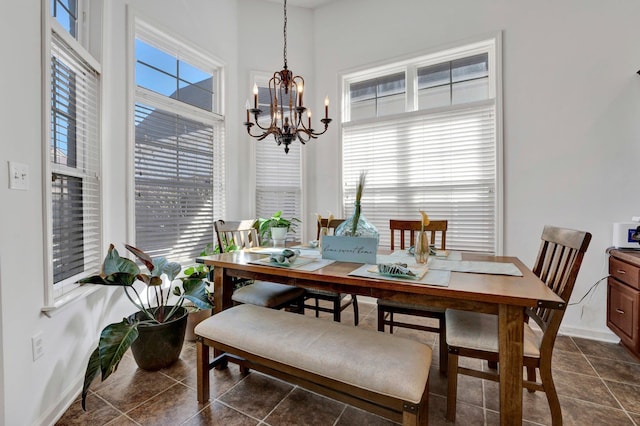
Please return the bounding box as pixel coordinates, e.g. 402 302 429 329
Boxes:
258 210 301 247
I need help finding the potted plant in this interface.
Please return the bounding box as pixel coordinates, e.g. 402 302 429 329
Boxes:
258 210 301 245
79 243 212 410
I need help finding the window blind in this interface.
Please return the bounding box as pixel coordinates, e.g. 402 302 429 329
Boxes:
134 102 222 263
50 31 101 284
342 101 496 252
255 140 302 241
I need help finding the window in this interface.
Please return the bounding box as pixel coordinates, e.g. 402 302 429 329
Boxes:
350 72 405 120
51 0 78 38
134 22 225 263
44 0 102 300
342 37 501 253
252 73 302 239
418 53 489 109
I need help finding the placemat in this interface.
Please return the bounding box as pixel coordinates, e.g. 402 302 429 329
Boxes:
427 259 523 276
348 264 450 286
380 250 463 263
248 257 335 271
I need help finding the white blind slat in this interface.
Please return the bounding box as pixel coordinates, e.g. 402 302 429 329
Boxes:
254 84 302 239
342 103 496 252
50 31 102 284
134 101 224 263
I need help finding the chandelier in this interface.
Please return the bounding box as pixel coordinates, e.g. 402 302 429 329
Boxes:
243 0 331 154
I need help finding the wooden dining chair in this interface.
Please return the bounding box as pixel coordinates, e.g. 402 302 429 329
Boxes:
445 225 591 424
377 219 449 372
214 219 305 312
303 218 359 325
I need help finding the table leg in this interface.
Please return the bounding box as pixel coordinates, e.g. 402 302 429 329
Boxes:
213 266 234 367
499 304 524 425
213 266 234 314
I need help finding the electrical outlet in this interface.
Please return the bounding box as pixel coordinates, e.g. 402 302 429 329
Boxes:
8 161 29 190
32 332 44 361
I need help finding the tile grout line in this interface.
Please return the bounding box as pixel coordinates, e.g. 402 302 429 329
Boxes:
569 336 639 424
90 391 142 426
259 384 298 424
332 405 349 426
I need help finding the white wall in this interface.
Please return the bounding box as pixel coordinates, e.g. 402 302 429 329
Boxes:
236 0 316 223
0 1 238 425
1 1 638 424
309 0 640 339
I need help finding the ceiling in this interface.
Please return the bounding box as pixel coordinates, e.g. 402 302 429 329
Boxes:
263 0 337 9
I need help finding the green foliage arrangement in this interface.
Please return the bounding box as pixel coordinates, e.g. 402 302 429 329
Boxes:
258 210 301 241
78 244 212 409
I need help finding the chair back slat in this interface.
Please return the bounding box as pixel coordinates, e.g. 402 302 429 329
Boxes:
389 219 448 250
316 218 346 239
214 219 260 252
530 225 591 352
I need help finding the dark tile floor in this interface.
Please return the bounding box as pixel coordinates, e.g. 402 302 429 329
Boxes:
57 302 640 425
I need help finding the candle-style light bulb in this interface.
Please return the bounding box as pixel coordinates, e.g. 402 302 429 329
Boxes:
253 83 258 109
245 100 250 122
324 96 329 119
297 83 303 107
307 109 312 128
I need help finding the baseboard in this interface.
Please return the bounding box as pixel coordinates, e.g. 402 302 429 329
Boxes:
557 324 620 343
34 373 82 426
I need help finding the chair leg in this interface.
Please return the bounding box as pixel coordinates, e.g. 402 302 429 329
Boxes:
315 297 320 317
488 360 498 369
295 295 305 314
526 366 536 393
377 305 385 332
389 312 394 334
438 317 448 374
540 361 562 426
352 295 359 326
446 350 459 422
333 297 341 322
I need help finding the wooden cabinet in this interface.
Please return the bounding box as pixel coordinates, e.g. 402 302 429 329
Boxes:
608 250 640 358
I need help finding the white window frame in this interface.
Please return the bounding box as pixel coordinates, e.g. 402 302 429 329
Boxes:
42 0 104 312
340 34 503 254
127 13 226 262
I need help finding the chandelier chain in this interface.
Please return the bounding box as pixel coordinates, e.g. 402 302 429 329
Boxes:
283 0 287 69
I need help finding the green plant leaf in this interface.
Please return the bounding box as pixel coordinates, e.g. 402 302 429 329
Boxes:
163 262 182 281
150 257 168 277
98 320 139 380
81 347 101 410
125 244 154 272
103 246 140 276
180 277 212 310
79 272 138 287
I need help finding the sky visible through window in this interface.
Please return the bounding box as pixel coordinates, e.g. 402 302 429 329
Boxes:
135 39 214 113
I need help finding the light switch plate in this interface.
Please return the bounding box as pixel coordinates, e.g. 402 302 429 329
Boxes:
8 161 29 190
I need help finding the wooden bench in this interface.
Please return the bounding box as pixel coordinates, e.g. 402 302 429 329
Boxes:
195 304 431 425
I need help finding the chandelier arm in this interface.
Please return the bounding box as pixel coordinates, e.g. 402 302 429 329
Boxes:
248 110 276 132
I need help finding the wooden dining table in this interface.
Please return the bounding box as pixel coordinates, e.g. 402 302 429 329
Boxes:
200 250 565 426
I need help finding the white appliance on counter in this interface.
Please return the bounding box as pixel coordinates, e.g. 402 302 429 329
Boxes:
613 218 640 249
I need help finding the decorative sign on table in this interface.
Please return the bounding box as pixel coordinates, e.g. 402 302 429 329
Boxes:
321 236 378 264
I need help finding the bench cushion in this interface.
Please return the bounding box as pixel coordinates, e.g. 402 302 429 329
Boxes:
195 304 431 404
